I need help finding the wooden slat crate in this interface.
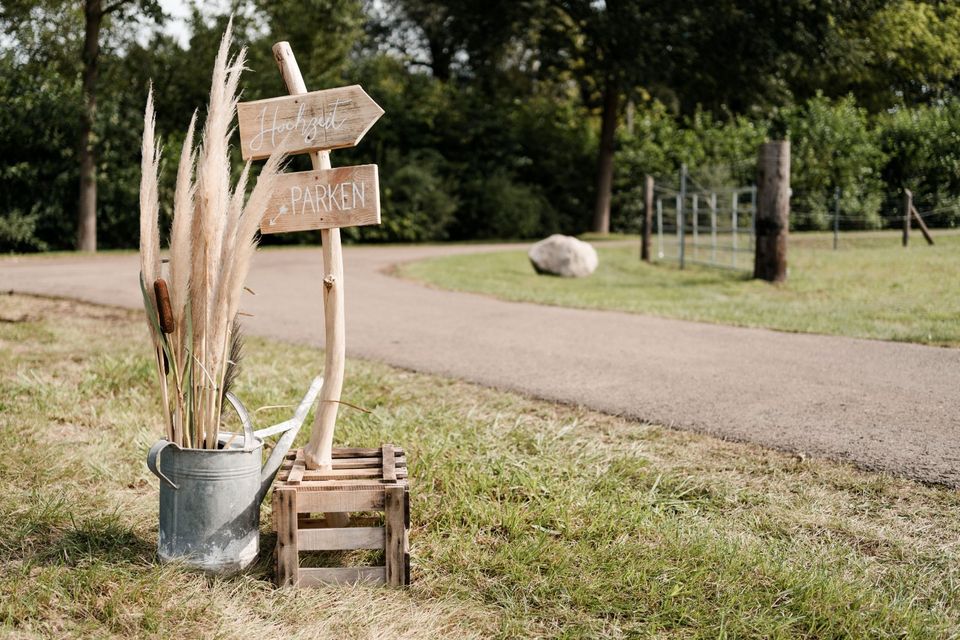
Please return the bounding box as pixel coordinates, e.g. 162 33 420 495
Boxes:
272 444 410 587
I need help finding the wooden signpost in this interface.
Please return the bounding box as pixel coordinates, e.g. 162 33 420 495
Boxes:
238 42 409 587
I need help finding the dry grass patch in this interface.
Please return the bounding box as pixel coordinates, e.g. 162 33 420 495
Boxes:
1 293 958 638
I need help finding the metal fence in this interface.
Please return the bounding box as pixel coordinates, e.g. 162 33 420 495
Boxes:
652 184 757 271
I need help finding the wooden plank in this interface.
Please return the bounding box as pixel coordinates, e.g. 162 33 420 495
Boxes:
332 456 406 469
298 566 385 587
299 527 385 551
332 447 404 457
305 468 406 480
384 485 406 586
297 515 382 528
287 459 305 485
282 466 406 478
281 456 406 470
237 84 384 160
294 479 405 489
274 488 298 587
382 444 396 482
910 205 935 245
295 489 384 513
260 165 380 235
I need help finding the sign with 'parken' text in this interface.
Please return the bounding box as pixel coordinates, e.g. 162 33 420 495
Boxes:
237 85 384 160
259 164 380 235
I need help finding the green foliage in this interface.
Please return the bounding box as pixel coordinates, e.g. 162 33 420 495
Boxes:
780 94 887 230
0 51 82 251
876 101 960 227
350 150 457 242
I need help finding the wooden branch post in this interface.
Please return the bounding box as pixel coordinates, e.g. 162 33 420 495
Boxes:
641 175 653 262
271 43 343 473
236 43 410 588
903 189 911 247
753 141 790 282
260 43 384 471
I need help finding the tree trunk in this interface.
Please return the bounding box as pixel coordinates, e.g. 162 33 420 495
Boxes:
428 38 452 82
77 0 101 252
592 80 619 234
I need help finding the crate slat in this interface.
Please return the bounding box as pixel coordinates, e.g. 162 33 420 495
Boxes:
382 444 396 482
298 566 386 586
295 489 385 513
280 456 407 471
299 526 384 551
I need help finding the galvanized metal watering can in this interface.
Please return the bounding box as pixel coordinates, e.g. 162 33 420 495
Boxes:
146 376 323 574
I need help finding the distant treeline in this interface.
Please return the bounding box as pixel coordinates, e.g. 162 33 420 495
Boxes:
2 1 960 251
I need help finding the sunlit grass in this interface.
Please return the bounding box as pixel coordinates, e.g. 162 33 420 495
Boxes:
2 293 959 638
400 230 960 346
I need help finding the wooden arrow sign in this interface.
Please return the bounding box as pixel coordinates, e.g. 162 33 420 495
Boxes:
237 85 384 160
259 164 380 235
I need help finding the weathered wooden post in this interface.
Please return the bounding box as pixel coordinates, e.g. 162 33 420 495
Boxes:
910 201 935 245
679 164 687 270
753 140 790 282
641 174 653 262
902 188 911 247
833 187 841 250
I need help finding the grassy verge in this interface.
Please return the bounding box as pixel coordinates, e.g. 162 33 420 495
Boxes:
2 293 959 638
399 231 960 347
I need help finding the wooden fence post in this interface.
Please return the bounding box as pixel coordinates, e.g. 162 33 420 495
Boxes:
910 203 935 245
641 175 653 262
902 189 912 247
753 141 790 282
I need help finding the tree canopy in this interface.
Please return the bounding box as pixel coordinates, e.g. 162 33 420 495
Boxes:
2 0 960 252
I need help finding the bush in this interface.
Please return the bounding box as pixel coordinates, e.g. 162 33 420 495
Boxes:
780 94 886 230
876 101 960 227
348 150 457 242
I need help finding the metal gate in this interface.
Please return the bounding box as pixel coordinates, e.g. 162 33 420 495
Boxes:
653 185 756 271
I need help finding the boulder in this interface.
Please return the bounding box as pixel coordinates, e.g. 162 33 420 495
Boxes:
528 234 598 278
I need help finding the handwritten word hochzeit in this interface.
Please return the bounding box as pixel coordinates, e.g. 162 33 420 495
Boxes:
248 98 352 153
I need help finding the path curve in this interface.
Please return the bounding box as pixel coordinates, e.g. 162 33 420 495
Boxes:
3 244 958 486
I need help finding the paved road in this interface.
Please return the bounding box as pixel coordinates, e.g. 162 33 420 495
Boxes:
3 245 958 486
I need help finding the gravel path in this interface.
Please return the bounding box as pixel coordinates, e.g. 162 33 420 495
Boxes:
4 244 958 486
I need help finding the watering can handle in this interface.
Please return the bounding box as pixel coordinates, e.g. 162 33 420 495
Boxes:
224 391 256 450
147 440 179 489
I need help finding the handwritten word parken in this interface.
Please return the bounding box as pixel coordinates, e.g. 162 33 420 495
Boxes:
260 164 380 235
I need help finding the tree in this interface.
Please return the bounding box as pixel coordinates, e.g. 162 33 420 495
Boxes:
537 1 676 234
77 0 161 251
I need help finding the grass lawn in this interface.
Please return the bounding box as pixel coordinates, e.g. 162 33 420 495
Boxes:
399 231 960 347
2 293 959 638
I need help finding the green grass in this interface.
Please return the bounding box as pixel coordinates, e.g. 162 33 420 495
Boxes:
399 230 960 347
2 293 959 638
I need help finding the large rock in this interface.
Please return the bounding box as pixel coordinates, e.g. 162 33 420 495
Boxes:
528 234 598 278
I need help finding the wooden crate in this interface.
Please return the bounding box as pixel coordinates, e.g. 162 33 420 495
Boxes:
272 444 410 587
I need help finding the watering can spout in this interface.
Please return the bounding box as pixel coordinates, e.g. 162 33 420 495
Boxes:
255 375 324 504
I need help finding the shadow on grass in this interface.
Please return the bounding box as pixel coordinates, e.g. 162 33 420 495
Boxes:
36 516 156 567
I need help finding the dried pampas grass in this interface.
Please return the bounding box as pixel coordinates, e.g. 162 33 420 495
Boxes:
139 21 287 449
